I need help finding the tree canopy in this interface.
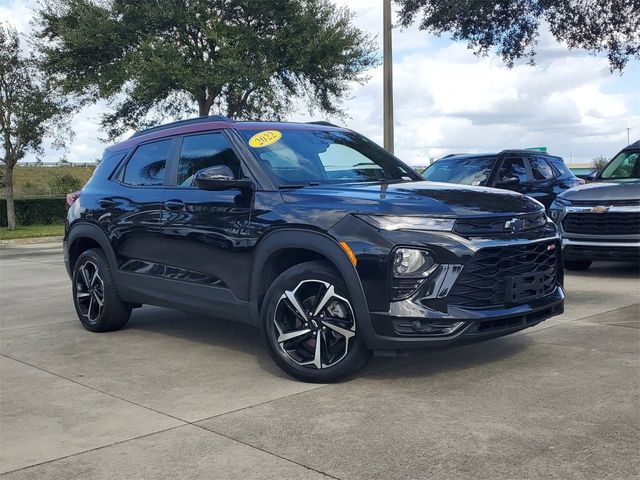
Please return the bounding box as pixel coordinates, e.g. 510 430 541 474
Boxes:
35 0 377 139
395 0 640 71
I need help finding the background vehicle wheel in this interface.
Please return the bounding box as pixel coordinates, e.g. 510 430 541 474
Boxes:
72 249 131 332
564 259 592 271
261 261 371 383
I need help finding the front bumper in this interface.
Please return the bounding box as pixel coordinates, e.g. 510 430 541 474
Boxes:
563 238 640 262
363 287 564 350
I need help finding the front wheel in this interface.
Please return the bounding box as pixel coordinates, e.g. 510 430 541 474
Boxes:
261 261 371 383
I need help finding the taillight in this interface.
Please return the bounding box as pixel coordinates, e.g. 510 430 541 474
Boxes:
66 191 80 209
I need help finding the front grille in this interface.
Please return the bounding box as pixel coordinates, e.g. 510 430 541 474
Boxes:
454 213 547 237
447 241 559 308
562 212 640 235
568 199 640 207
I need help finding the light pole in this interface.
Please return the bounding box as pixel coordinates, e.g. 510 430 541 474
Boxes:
383 0 394 154
627 128 631 146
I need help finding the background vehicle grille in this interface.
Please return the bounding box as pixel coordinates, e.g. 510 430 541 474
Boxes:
447 241 559 308
562 213 640 235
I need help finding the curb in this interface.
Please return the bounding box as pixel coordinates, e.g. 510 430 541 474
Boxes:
0 236 63 246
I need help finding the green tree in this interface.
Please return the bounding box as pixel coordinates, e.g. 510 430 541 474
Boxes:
49 172 82 195
395 0 639 71
592 155 609 171
36 0 377 139
0 23 72 230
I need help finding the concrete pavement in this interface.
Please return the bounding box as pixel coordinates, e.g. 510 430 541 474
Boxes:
0 242 638 479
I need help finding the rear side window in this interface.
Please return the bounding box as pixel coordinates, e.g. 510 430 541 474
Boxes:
529 157 555 180
177 133 242 186
498 158 528 183
547 156 570 176
122 139 171 186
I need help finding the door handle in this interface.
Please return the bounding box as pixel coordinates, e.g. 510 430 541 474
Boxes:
99 198 114 208
164 200 185 211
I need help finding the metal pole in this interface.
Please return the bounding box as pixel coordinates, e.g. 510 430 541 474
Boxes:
627 128 630 145
383 0 394 154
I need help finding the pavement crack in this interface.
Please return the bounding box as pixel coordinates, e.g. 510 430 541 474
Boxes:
0 353 188 425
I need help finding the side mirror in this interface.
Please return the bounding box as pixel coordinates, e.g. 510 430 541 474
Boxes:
194 166 254 191
494 176 520 188
584 170 599 182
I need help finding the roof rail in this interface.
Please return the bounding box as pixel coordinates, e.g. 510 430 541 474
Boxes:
306 121 341 128
129 115 234 139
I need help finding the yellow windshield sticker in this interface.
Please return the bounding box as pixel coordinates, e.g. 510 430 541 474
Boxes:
248 130 282 148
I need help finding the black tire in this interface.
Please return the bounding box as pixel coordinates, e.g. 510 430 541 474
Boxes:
72 248 131 332
261 261 371 383
564 259 592 271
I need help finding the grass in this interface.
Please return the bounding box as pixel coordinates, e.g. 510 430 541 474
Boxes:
0 224 64 240
0 165 95 197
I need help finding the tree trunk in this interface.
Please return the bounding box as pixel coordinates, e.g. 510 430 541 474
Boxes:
5 164 16 231
198 98 210 117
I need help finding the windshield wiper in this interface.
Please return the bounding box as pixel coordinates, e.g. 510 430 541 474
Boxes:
278 182 321 189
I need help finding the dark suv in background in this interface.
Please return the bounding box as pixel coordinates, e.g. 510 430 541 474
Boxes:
65 117 565 382
550 141 640 270
423 150 581 209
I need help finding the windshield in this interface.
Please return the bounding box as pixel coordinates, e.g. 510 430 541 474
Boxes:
239 129 420 186
423 157 496 186
600 149 640 180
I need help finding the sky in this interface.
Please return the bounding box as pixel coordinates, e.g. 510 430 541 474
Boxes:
1 0 639 166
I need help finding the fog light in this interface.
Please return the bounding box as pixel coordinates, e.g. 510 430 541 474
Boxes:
393 248 435 277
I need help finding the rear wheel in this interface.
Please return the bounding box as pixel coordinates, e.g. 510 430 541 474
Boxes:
564 259 592 271
72 249 131 332
262 261 370 383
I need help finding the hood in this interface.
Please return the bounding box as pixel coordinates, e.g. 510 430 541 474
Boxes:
558 180 640 203
281 181 543 217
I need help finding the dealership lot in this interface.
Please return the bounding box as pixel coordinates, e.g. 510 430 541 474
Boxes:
0 242 638 479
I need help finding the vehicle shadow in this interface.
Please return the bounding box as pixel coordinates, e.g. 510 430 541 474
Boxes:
126 305 533 382
126 306 286 377
566 261 640 279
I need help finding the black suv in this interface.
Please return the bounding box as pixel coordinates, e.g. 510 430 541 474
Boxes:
550 141 640 270
423 151 581 209
65 117 565 382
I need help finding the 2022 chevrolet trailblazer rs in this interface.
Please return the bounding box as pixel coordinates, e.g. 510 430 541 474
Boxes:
64 116 565 382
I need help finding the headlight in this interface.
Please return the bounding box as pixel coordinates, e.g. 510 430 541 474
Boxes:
393 248 436 277
358 215 455 232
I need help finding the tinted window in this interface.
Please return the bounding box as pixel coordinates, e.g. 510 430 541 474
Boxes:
601 150 640 180
423 157 496 186
498 158 528 183
548 156 570 176
239 129 419 186
177 133 242 186
530 157 555 180
122 140 171 186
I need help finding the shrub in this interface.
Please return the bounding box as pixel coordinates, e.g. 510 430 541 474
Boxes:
0 196 67 226
49 173 82 195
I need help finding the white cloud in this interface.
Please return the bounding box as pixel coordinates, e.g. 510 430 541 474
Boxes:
2 0 639 165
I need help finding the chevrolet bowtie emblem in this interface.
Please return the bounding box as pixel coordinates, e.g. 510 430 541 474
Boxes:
504 218 525 232
591 206 610 213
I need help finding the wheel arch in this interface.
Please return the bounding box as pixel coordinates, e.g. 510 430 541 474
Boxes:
249 229 372 338
66 222 118 275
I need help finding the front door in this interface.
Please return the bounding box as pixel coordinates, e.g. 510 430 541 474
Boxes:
161 131 254 308
494 156 529 195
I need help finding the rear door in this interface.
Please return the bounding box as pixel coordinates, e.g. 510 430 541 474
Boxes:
160 130 254 309
95 137 174 274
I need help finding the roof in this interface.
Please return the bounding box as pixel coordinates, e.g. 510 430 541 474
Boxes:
108 117 346 152
435 149 556 162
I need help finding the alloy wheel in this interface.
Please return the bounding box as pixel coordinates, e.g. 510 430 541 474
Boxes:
75 260 105 324
273 279 356 369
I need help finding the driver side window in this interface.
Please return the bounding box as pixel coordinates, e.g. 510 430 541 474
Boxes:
177 133 242 186
498 158 528 183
